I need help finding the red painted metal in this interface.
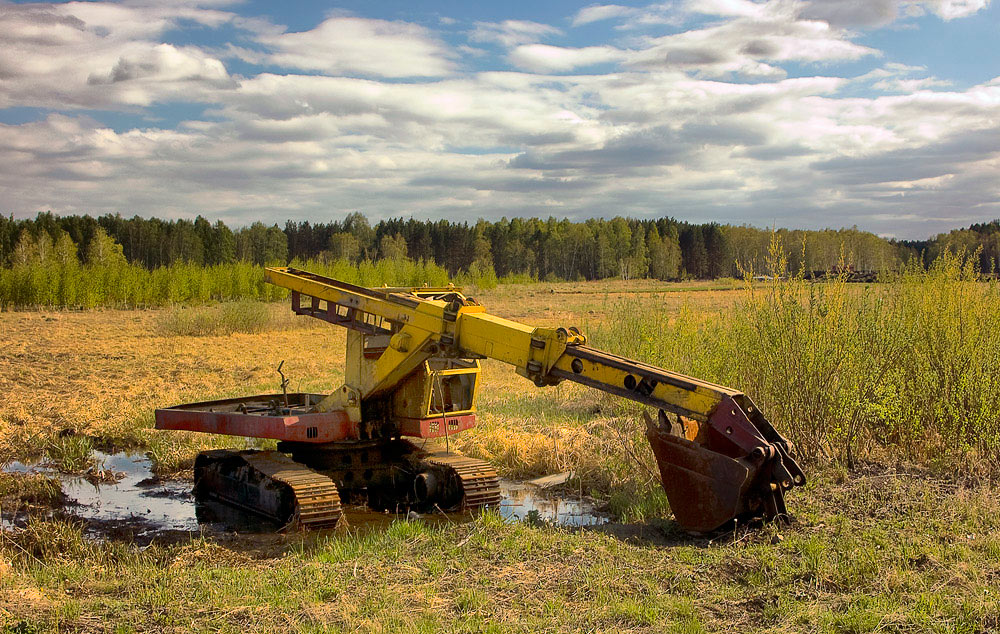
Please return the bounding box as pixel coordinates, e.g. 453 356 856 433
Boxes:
154 393 358 443
395 413 477 439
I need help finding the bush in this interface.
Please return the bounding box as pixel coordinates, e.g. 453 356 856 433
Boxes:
589 244 1000 473
156 301 271 337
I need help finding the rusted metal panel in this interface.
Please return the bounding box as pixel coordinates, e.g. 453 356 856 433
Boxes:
154 393 358 443
395 413 477 438
645 395 804 532
646 426 755 533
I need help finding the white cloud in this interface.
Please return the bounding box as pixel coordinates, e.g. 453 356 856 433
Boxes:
872 77 952 91
799 0 991 26
798 0 899 27
628 14 878 78
0 3 236 109
575 2 682 29
508 45 628 72
1 1 998 238
469 20 562 47
685 0 770 19
571 5 639 26
259 17 455 78
915 0 992 19
854 63 952 92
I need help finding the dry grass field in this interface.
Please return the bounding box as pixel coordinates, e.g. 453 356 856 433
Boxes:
2 278 999 633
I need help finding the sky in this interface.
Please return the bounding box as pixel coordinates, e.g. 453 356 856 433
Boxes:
0 1 998 239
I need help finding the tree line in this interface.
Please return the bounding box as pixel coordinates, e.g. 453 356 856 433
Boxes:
0 211 932 283
900 220 1000 275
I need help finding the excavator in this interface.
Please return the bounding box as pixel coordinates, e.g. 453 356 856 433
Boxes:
155 267 805 533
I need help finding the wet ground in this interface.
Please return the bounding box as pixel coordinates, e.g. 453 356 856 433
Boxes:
2 451 608 541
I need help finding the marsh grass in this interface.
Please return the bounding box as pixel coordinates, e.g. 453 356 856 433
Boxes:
0 473 63 507
44 435 96 473
2 473 997 633
156 301 272 337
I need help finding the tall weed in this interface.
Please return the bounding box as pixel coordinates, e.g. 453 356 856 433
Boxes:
157 301 271 337
590 243 1000 472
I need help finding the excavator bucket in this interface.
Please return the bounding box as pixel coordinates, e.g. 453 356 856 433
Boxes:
644 396 805 533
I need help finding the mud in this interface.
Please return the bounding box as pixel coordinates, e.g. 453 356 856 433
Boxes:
2 451 608 541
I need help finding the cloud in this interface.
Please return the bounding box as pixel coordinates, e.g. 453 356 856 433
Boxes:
0 2 236 108
916 0 992 19
469 20 562 47
628 14 878 78
798 0 899 27
508 44 628 72
799 0 992 26
1 1 998 239
509 122 766 174
872 76 952 91
259 17 455 78
685 0 770 19
571 5 639 26
571 2 681 29
854 62 951 92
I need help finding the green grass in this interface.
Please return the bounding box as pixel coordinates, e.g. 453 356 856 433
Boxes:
0 472 63 507
1 469 997 633
44 435 96 473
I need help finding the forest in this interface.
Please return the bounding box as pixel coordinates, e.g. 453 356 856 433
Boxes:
0 210 997 308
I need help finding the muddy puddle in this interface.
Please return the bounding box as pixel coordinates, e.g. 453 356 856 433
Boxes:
2 451 608 540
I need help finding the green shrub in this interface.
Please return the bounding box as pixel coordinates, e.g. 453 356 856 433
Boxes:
590 243 1000 472
157 301 271 337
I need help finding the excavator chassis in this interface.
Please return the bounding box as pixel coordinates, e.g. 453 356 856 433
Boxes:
155 267 805 533
194 450 343 529
160 395 501 528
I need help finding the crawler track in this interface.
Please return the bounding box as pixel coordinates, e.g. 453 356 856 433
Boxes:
422 452 502 509
194 450 342 529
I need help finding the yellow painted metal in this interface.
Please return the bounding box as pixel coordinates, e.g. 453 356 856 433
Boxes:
455 312 537 367
389 361 479 419
264 267 452 336
549 353 723 421
265 266 743 423
363 324 436 398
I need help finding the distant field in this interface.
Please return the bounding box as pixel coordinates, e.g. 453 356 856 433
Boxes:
2 275 999 633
